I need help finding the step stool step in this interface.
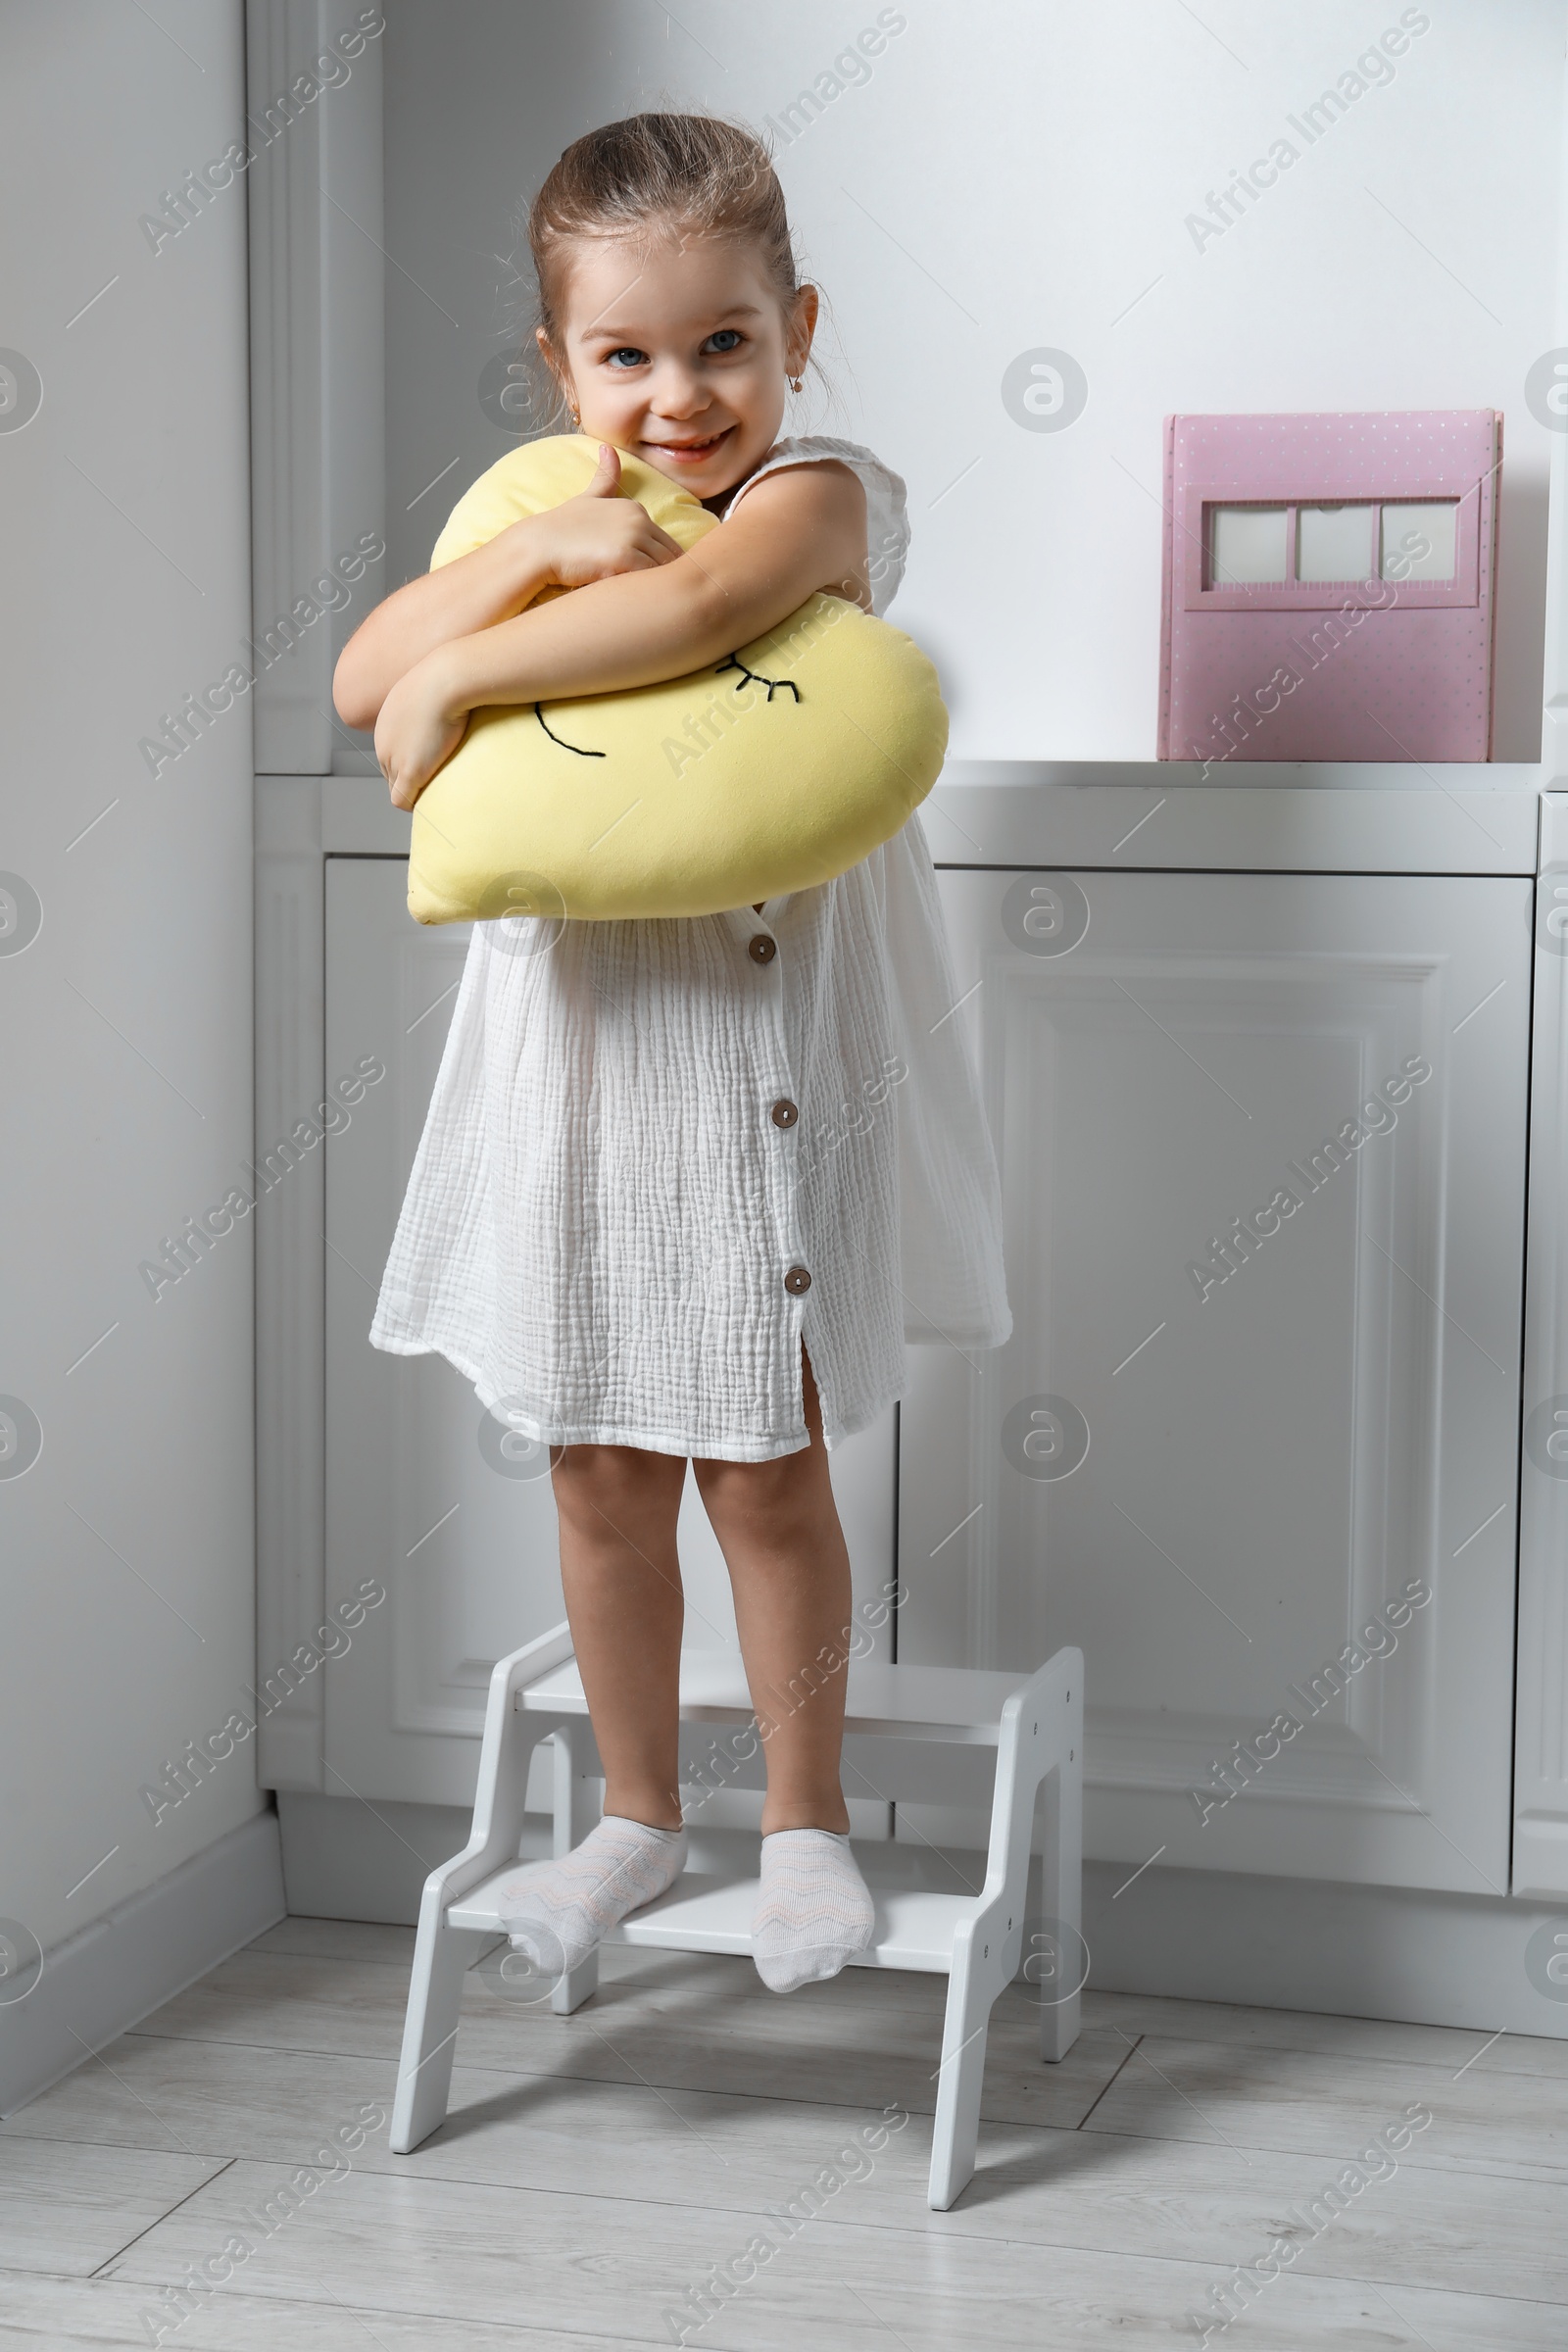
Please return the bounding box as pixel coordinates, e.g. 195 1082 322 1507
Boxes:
520 1653 1033 1743
449 1868 983 1973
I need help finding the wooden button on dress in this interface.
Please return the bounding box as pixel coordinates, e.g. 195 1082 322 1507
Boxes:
748 934 777 964
783 1264 812 1295
770 1099 799 1128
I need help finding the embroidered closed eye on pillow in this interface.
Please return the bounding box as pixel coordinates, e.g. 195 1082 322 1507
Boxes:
405 433 948 926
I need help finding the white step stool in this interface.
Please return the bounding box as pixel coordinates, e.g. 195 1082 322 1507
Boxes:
390 1622 1084 2209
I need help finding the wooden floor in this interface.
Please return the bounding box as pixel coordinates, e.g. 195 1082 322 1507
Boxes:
3 1916 1567 2348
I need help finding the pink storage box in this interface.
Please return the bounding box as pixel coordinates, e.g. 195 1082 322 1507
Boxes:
1157 411 1501 764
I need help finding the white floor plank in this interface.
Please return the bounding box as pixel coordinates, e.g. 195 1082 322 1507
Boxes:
1087 2032 1568 2179
1 2037 393 2163
7 2258 1564 2352
0 2140 225 2278
248 1918 417 1968
99 2160 1568 2351
1081 1985 1568 2081
0 2271 640 2348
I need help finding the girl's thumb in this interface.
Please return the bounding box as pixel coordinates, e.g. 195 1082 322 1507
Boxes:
586 442 620 495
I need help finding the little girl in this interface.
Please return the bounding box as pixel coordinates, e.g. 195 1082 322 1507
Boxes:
334 113 1010 1994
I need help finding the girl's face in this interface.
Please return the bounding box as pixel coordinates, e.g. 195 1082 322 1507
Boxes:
541 227 816 504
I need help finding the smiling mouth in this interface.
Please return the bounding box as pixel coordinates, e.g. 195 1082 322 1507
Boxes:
643 428 733 463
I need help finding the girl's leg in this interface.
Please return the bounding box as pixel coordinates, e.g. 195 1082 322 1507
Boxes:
550 1441 689 1828
692 1346 874 1991
690 1344 853 1833
493 1442 689 1970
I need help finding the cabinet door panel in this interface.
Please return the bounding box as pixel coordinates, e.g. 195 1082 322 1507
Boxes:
323 859 895 1808
900 869 1530 1893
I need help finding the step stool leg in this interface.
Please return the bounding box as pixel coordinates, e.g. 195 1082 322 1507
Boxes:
550 1720 601 2016
551 1951 599 2015
1037 1735 1083 2066
928 1941 992 2211
390 1896 488 2154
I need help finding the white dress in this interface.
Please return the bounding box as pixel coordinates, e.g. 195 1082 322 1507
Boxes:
368 436 1011 1462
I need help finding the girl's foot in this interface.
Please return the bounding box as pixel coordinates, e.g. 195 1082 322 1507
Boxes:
495 1815 687 1975
752 1828 875 1992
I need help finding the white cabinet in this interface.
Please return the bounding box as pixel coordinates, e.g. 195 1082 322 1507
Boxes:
306 853 1533 1890
320 857 897 1818
314 853 1532 1903
896 868 1532 1896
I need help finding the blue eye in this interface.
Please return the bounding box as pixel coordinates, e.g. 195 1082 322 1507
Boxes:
706 328 744 354
606 347 646 369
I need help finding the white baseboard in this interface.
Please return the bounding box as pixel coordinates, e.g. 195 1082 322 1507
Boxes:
277 1790 510 1924
1081 1857 1568 2040
0 1809 287 2117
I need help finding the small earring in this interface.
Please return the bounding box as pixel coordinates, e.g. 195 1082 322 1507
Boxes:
788 373 804 393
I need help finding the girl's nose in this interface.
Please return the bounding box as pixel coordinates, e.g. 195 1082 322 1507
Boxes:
647 365 710 420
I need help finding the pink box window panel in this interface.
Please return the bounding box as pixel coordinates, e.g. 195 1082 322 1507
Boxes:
1157 412 1501 764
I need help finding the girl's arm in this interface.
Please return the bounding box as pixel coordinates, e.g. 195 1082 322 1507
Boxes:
333 526 555 733
375 460 868 809
332 445 684 731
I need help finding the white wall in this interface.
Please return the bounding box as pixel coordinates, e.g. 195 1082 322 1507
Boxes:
0 4 262 1964
378 0 1564 768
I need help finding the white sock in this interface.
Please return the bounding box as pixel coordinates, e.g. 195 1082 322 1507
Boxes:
752 1829 875 1993
494 1815 687 1976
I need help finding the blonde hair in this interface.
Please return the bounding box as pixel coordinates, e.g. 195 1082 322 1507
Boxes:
528 112 805 381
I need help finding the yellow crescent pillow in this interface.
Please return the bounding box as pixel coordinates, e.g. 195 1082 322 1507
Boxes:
406 432 947 925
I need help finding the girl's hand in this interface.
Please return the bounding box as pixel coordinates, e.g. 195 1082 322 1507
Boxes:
375 656 470 810
536 443 683 588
